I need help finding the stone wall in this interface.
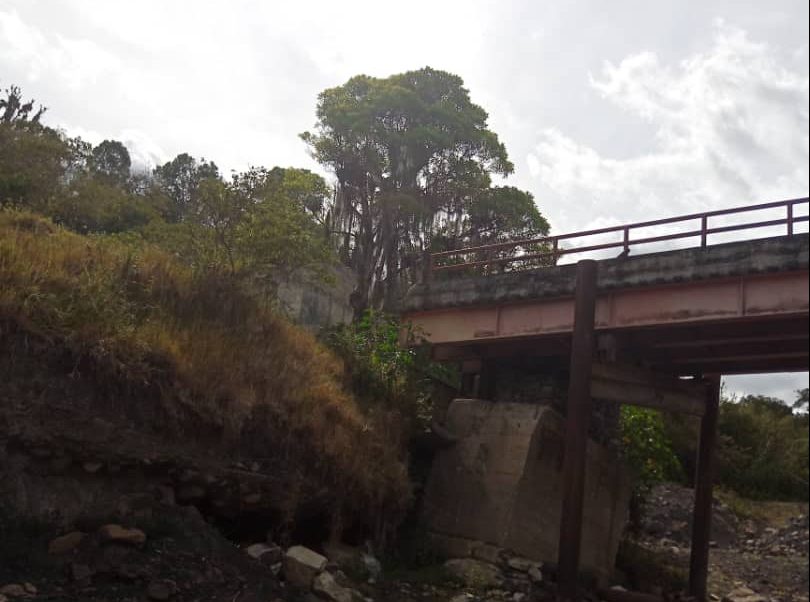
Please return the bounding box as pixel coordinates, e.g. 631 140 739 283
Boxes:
422 399 631 582
276 265 355 331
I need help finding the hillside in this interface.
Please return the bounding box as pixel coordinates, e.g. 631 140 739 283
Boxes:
0 211 409 545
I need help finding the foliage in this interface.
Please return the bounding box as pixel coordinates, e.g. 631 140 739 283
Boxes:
794 387 809 411
302 67 550 314
323 310 455 434
1 84 46 126
715 394 808 501
0 210 410 530
153 152 220 222
620 406 684 486
88 139 132 187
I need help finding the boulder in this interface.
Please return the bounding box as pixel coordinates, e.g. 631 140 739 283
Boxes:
245 543 282 565
99 524 147 545
146 579 176 600
0 584 28 598
283 545 327 588
312 572 355 602
48 531 85 555
722 586 767 602
444 558 503 588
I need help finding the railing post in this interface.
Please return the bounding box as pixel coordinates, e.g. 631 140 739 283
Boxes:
700 215 708 247
622 227 630 255
787 202 794 236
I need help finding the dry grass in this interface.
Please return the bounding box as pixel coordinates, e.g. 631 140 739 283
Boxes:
0 210 410 529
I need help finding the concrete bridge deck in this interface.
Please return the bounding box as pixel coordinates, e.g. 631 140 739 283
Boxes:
403 234 809 375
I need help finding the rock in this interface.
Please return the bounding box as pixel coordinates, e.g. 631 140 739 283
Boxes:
472 542 503 564
528 565 543 584
0 584 27 598
176 484 206 502
156 485 176 505
242 492 262 504
722 586 767 602
82 461 103 473
312 572 355 602
283 545 327 588
48 531 85 555
444 558 503 588
70 563 94 583
21 585 35 596
506 556 539 573
146 579 175 600
0 594 7 602
245 542 282 565
99 524 147 545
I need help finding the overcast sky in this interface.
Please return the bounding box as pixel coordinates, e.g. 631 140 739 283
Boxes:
2 0 808 402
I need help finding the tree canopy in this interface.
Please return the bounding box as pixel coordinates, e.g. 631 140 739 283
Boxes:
302 67 549 314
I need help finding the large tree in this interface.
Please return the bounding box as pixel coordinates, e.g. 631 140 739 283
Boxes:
302 67 548 314
89 139 132 187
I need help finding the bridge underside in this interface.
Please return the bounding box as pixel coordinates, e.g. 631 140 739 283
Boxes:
430 313 809 375
403 234 809 601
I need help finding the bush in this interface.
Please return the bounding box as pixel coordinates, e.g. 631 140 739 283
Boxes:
716 395 808 501
0 210 410 533
323 310 457 435
620 406 684 486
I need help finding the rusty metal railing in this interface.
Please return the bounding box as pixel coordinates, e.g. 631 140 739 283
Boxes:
426 197 809 276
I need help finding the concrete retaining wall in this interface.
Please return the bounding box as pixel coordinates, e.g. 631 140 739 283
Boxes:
423 399 631 581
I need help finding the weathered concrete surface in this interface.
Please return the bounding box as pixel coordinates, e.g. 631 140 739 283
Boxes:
404 234 809 312
276 265 354 330
423 400 631 581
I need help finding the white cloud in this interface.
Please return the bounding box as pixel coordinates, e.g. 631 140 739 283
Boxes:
529 21 810 234
0 9 119 89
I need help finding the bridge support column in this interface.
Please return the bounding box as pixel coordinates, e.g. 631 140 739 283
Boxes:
558 260 598 601
689 374 721 601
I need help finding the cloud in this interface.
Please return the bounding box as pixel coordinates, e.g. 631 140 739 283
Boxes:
528 21 809 234
0 9 119 89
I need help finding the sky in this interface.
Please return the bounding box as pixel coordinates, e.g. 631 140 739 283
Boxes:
2 0 808 402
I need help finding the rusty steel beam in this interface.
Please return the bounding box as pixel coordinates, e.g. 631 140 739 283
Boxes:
689 375 721 601
558 260 598 601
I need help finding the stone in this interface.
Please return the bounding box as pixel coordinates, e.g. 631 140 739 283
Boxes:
48 531 85 555
312 572 354 602
723 586 767 602
283 545 327 588
527 566 543 584
245 542 282 565
472 542 502 564
147 580 175 600
506 556 538 573
70 563 94 583
0 594 7 602
0 584 27 598
176 484 206 502
82 461 103 473
21 585 35 596
156 485 176 505
444 558 503 588
99 524 147 545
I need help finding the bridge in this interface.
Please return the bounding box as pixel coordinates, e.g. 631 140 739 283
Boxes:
401 198 809 601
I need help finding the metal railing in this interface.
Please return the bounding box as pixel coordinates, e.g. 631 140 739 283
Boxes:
426 197 809 275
